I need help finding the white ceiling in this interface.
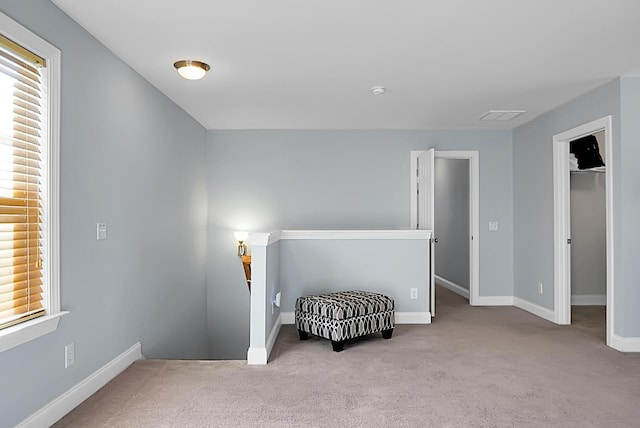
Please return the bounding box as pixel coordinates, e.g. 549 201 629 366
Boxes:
52 0 640 130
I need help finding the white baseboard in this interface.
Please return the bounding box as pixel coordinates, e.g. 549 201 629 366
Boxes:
610 334 640 352
513 297 555 323
435 275 469 299
472 296 514 306
247 346 268 365
395 312 431 324
265 314 282 361
281 312 295 324
571 294 606 306
18 342 143 428
280 311 431 325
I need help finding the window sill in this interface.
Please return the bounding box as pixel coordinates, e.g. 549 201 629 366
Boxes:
0 312 69 353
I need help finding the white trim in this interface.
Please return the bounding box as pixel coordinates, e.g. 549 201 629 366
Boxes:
18 343 143 428
247 347 268 365
265 314 282 360
267 230 282 245
246 234 283 366
45 12 62 322
395 312 431 324
0 11 63 352
571 294 606 306
248 231 277 247
0 312 68 353
281 312 295 324
514 298 555 323
610 335 640 353
466 152 481 306
281 311 431 325
553 116 614 348
410 151 421 229
280 230 431 240
249 230 430 244
411 150 480 306
435 275 470 299
553 136 572 325
472 296 514 306
248 244 268 363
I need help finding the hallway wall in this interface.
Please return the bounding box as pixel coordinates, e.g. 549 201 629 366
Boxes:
435 158 470 290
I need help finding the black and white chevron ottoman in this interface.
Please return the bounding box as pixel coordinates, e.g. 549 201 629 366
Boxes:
294 290 394 352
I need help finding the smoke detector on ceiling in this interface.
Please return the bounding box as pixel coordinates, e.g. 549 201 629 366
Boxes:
371 86 386 95
478 110 526 121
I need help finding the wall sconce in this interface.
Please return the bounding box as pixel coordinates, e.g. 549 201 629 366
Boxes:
234 231 248 256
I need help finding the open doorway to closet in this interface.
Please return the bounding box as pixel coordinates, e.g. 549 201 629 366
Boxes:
553 116 613 348
411 150 479 318
569 131 607 340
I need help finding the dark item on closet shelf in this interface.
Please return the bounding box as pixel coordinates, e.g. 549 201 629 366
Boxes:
570 135 605 170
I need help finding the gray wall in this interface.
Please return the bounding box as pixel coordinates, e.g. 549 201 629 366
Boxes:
514 77 640 337
619 77 640 337
266 240 281 340
206 129 514 358
570 130 606 297
434 158 470 290
279 239 430 313
512 79 623 324
0 1 208 425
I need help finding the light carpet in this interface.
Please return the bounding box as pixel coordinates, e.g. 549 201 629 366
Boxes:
53 286 640 427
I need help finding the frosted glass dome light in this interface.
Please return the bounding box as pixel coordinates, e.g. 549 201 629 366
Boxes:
173 60 210 80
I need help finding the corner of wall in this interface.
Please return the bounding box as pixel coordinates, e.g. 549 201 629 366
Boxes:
18 343 142 428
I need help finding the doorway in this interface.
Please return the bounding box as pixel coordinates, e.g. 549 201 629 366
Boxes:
410 150 480 316
552 116 613 348
434 158 471 305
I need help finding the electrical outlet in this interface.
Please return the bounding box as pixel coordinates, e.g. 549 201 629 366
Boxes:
489 221 498 231
65 343 75 368
538 282 543 295
271 291 281 315
410 288 418 299
275 292 281 307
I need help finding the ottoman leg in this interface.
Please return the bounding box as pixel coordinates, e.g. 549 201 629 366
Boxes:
298 330 309 340
382 328 394 339
331 340 345 352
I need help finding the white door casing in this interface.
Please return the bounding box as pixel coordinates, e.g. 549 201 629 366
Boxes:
553 116 613 348
411 150 480 309
416 149 436 317
417 149 435 231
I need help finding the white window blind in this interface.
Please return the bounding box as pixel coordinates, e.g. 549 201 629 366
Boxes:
0 34 46 330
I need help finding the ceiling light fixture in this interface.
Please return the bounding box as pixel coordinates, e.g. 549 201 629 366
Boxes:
173 60 211 80
371 86 386 95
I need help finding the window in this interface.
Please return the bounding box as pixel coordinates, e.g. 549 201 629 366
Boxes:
0 11 61 353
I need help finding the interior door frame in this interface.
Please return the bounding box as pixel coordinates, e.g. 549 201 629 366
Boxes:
416 149 436 317
411 150 480 306
553 116 613 347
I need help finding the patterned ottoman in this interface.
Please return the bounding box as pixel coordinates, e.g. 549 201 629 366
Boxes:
295 290 394 352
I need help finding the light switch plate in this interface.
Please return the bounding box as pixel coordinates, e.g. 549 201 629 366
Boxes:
97 223 107 240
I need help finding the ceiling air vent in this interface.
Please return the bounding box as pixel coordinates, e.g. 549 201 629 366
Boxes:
478 110 526 121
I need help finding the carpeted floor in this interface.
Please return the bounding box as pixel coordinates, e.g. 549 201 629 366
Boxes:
53 286 640 427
